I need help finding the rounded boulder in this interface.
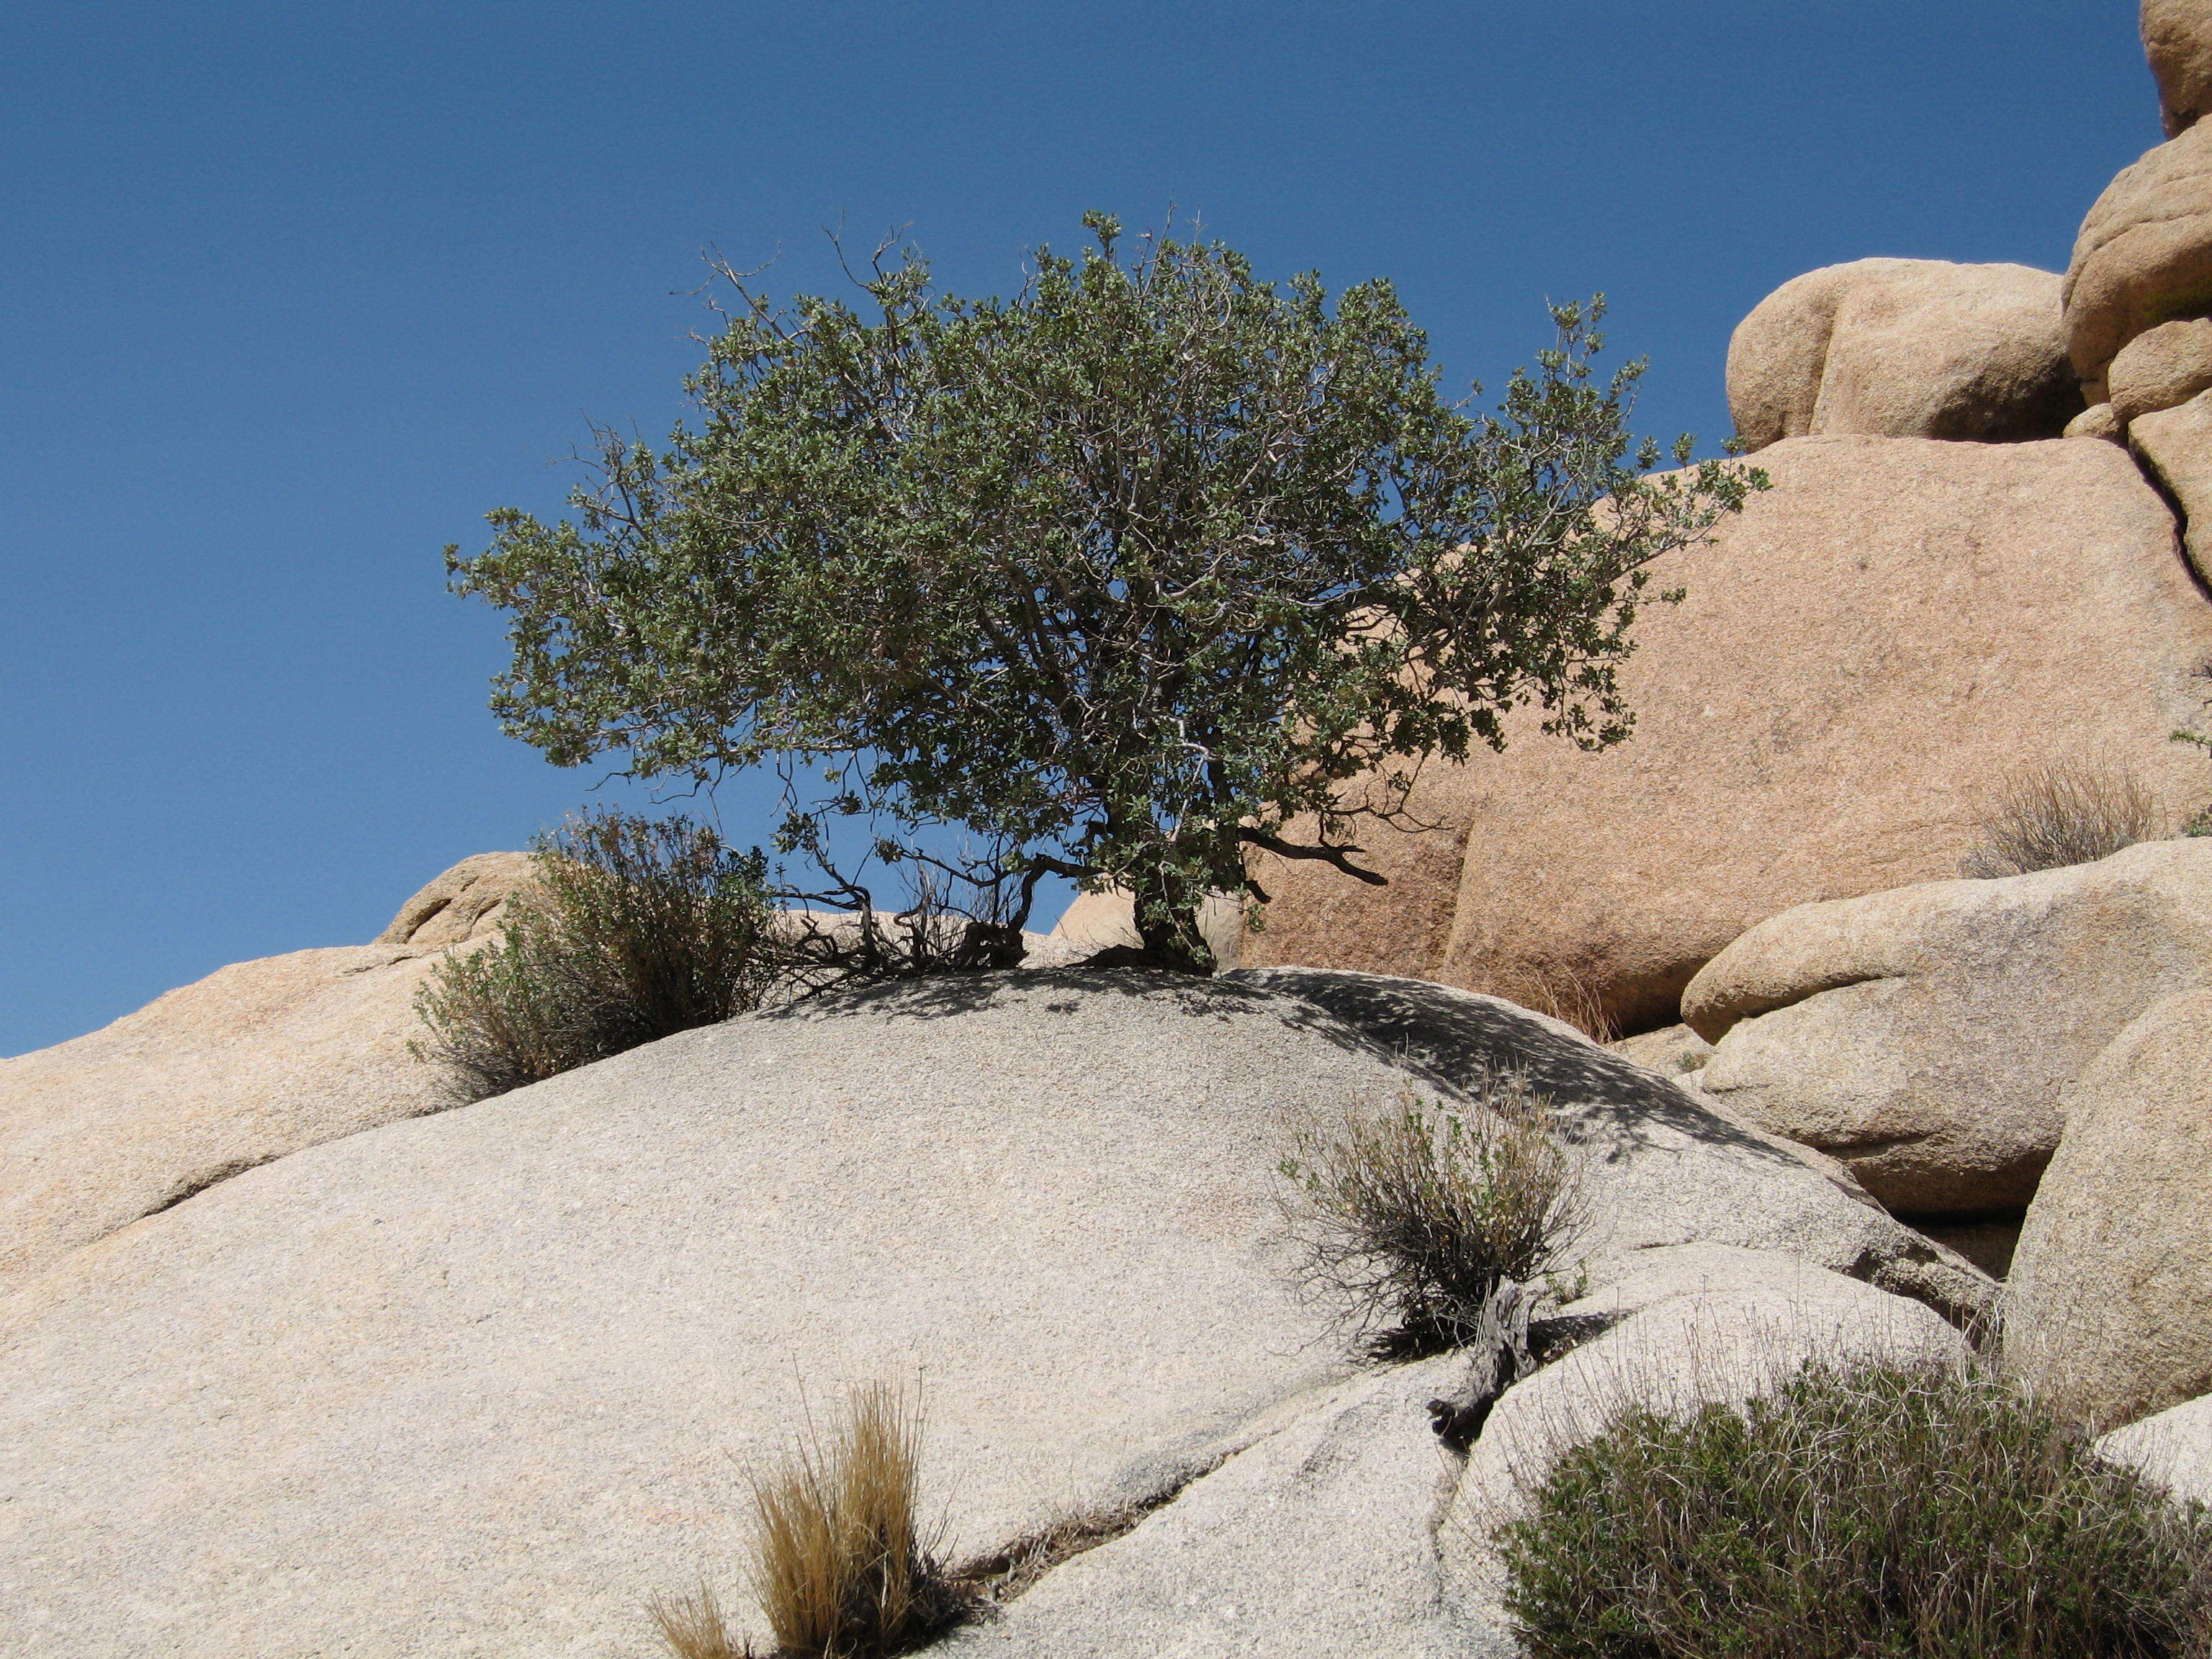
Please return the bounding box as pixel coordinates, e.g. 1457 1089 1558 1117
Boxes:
1726 259 2078 451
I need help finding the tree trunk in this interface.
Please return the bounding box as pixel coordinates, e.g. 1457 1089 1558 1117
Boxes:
1128 864 1215 974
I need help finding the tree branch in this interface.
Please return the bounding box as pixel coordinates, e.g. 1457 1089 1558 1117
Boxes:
1236 827 1387 886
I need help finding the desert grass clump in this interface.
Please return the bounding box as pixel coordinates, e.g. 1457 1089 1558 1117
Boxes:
741 1383 968 1659
1280 1079 1585 1360
412 807 786 1101
1498 1360 2212 1659
1961 758 2162 878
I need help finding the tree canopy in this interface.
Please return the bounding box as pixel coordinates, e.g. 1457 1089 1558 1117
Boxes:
451 214 1758 968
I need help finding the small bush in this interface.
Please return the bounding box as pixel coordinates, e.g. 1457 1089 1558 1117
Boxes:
1279 1081 1585 1360
412 808 786 1101
1961 759 2162 878
743 1383 967 1659
1499 1361 2212 1659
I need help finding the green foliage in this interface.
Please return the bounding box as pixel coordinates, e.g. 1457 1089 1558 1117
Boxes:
411 808 783 1100
1279 1082 1583 1359
450 214 1758 968
1499 1362 2212 1659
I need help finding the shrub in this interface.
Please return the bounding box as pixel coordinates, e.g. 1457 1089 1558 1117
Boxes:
742 1382 966 1659
1279 1080 1584 1360
1961 759 2162 878
1498 1361 2212 1659
411 808 785 1101
648 1583 745 1659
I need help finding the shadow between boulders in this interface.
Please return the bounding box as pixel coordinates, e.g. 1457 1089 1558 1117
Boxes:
753 963 1295 1026
1223 966 1849 1180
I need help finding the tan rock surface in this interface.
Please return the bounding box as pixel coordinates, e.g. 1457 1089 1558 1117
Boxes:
2008 987 2212 1425
1681 841 2212 1215
2110 316 2212 423
2064 117 2212 387
2146 0 2212 138
2130 385 2212 584
0 971 1485 1658
1725 259 2078 451
375 850 539 945
2066 401 2126 441
2100 1390 2212 1498
0 966 1984 1658
0 855 525 1295
1244 436 2212 1033
1046 886 1246 967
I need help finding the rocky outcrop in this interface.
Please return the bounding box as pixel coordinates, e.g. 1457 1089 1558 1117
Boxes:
1046 887 1246 968
2146 0 2212 138
2065 118 2212 392
1726 260 2078 449
2130 388 2212 583
1681 840 2212 1216
2109 316 2212 424
2008 987 2212 1425
375 850 539 945
0 855 526 1294
1244 436 2212 1033
0 968 1986 1656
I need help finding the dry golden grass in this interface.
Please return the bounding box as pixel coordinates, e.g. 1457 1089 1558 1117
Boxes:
649 1582 746 1659
1478 963 1619 1045
742 1382 967 1659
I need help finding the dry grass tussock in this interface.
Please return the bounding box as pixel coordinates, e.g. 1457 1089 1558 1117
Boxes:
1478 963 1619 1045
1499 1359 2212 1659
1279 1077 1586 1360
412 808 785 1102
1961 758 2162 878
652 1382 967 1659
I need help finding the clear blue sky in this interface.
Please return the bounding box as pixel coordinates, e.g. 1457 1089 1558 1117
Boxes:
0 0 2159 1055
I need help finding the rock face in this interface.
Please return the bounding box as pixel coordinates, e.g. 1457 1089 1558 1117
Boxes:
2008 987 2212 1426
1725 260 2079 450
1046 887 1246 968
2109 316 2212 423
1681 840 2212 1216
0 967 1985 1657
376 850 539 945
0 855 526 1294
2065 119 2212 392
2146 0 2212 138
2130 387 2212 583
2100 1390 2212 1501
1244 436 2212 1033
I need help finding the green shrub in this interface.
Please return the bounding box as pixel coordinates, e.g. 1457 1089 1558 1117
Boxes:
411 808 784 1101
1279 1080 1584 1360
1961 759 2161 878
1499 1361 2212 1659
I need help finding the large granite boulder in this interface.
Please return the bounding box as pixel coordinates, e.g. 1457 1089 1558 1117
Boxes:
0 853 530 1294
2130 387 2212 584
2008 987 2212 1426
2146 0 2212 138
1726 259 2078 450
1681 841 2212 1216
1244 436 2212 1034
2065 118 2212 394
0 968 1984 1657
2108 316 2212 424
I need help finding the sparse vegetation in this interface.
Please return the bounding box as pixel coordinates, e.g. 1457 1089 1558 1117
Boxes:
654 1383 966 1659
412 808 785 1101
1498 1360 2212 1659
1961 758 2162 878
1279 1080 1584 1360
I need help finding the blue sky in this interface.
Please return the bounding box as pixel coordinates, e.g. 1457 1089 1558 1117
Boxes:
0 0 2159 1055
